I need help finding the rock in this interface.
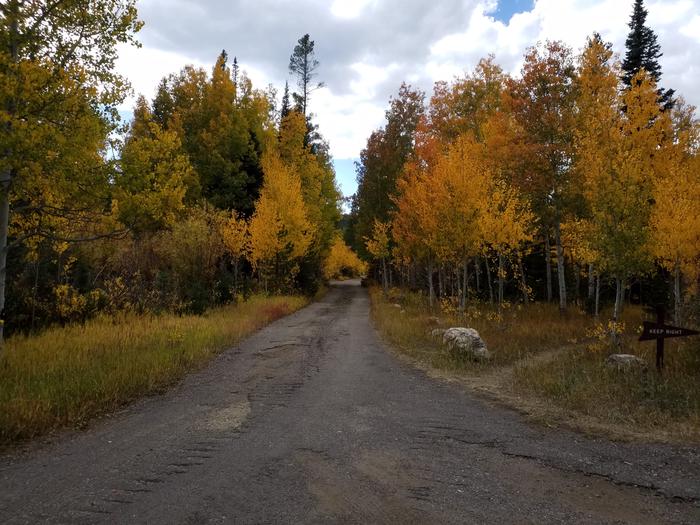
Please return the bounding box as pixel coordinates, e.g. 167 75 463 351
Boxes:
429 328 447 339
392 303 402 309
442 327 490 361
606 354 647 372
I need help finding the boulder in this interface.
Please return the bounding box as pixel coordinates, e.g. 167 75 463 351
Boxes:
429 328 447 339
442 327 490 361
605 354 647 372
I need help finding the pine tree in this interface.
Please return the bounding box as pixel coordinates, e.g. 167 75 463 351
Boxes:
621 0 674 108
232 56 240 103
280 81 291 121
288 34 324 117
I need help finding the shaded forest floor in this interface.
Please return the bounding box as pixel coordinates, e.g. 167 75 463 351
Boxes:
370 287 700 443
0 295 308 448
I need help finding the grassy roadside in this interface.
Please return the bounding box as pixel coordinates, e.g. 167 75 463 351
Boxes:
370 287 594 371
513 336 700 438
370 287 700 442
0 295 307 446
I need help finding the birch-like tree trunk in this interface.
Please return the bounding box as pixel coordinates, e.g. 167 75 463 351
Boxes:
461 258 468 311
475 257 481 292
485 256 494 304
0 184 10 345
544 232 553 302
518 255 529 305
613 277 625 321
554 221 567 311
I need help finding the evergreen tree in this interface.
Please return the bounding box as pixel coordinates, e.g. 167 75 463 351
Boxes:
621 0 674 109
232 56 240 103
288 34 324 117
280 81 291 121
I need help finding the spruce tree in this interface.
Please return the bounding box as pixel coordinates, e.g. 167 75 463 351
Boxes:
621 0 674 108
232 56 240 103
288 34 324 117
280 81 291 121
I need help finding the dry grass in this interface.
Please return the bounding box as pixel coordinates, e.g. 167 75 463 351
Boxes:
0 295 307 446
370 287 700 440
370 287 594 372
513 334 700 437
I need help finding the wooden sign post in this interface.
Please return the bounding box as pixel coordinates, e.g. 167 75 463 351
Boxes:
639 306 699 371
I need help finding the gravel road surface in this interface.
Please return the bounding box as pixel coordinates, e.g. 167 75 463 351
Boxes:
1 280 699 524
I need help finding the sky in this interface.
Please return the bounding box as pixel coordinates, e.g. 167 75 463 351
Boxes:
116 0 700 199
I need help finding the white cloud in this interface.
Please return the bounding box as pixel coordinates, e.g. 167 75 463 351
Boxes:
116 43 206 111
680 14 700 42
330 0 375 19
117 0 700 195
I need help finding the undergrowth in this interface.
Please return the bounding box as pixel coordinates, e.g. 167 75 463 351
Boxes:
0 295 307 446
370 286 700 439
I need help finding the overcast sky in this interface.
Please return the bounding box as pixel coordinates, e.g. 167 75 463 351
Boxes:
116 0 700 197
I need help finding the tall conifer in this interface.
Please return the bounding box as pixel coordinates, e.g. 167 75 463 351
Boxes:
621 0 674 108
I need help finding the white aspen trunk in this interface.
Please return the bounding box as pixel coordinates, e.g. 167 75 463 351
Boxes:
613 277 624 321
485 257 494 304
555 221 567 312
0 5 18 347
518 254 529 305
587 263 595 302
461 258 468 311
0 185 9 345
475 257 481 292
595 274 600 318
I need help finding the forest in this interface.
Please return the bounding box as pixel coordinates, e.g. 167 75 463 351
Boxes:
1 0 699 441
348 3 699 328
0 2 375 343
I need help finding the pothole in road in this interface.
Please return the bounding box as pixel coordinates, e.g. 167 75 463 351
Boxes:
206 400 251 432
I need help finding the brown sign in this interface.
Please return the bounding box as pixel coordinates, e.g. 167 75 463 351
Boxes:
639 307 699 371
639 322 699 341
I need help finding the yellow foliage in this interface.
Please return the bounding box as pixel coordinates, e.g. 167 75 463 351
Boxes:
650 102 700 285
221 211 249 261
480 178 535 255
53 284 87 323
248 152 313 271
576 44 665 278
364 220 391 261
393 130 533 267
115 100 192 233
323 236 367 279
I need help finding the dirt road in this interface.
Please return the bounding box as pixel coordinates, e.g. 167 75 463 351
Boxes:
1 280 699 524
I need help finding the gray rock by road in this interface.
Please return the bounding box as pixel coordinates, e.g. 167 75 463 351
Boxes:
442 327 491 361
606 353 648 372
0 280 698 524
